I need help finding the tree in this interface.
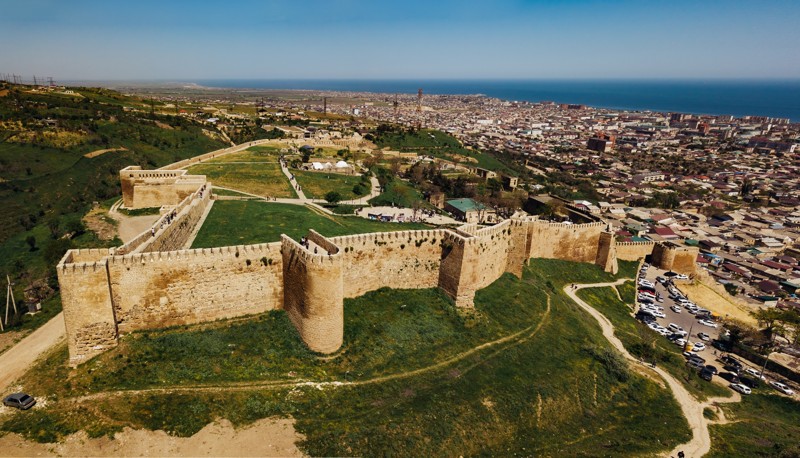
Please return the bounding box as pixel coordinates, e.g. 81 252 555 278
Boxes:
25 235 37 251
389 156 402 176
325 191 342 205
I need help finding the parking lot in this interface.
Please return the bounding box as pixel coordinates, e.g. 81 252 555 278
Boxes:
635 263 797 398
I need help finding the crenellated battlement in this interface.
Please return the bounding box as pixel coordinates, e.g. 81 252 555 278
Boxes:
616 241 656 246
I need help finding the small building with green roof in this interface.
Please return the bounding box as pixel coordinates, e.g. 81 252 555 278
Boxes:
445 198 497 224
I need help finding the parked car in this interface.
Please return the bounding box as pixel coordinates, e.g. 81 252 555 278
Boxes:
697 332 710 341
744 368 766 380
700 367 715 381
2 393 36 410
770 381 795 396
692 342 706 352
675 338 687 347
704 365 718 375
699 319 718 328
668 323 684 333
670 305 682 313
664 271 677 278
675 274 689 280
687 358 705 370
730 383 752 395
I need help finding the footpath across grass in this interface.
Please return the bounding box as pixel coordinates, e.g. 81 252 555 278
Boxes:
577 283 731 400
4 259 690 457
191 200 430 248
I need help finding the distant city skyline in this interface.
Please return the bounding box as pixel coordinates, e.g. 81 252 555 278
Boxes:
2 0 799 80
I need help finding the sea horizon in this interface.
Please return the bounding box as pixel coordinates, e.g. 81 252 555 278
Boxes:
71 78 800 122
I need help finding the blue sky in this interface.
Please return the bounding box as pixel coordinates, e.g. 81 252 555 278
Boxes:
1 0 799 80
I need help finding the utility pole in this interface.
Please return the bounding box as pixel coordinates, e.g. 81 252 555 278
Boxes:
3 275 18 329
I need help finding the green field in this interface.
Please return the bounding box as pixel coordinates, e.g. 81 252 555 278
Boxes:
292 170 366 200
187 162 295 198
3 259 690 456
577 284 731 400
368 179 427 208
203 145 285 163
191 201 430 248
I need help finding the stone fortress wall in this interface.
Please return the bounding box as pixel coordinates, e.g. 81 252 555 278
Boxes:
56 168 698 366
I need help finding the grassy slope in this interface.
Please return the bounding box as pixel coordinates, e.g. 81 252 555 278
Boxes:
578 284 730 400
709 393 800 457
374 128 517 175
0 86 228 295
191 201 430 248
4 260 689 456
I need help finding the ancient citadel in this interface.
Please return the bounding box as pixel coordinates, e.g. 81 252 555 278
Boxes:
57 167 699 366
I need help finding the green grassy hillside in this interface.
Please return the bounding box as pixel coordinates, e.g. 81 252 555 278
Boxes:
0 83 228 327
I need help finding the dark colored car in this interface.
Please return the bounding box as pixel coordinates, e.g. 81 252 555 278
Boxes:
700 368 715 381
722 355 742 369
739 375 761 389
2 393 36 410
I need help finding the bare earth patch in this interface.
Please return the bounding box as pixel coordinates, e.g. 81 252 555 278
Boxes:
679 275 758 326
0 417 304 457
0 330 25 355
84 147 128 158
82 207 119 241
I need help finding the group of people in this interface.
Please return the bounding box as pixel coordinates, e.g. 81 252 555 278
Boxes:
151 209 180 237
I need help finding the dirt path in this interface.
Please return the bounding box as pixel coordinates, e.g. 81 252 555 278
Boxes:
0 313 65 392
83 146 128 158
108 199 161 243
566 281 740 458
0 417 304 457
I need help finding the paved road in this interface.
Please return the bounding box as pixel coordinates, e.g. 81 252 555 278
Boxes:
0 313 65 392
566 281 739 458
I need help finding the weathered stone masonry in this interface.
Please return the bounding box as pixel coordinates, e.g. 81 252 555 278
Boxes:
57 170 696 366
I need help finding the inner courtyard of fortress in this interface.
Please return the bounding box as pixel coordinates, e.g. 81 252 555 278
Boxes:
57 166 700 366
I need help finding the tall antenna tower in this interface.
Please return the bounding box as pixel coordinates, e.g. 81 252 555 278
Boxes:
417 88 423 112
323 97 327 115
47 76 55 87
393 94 399 119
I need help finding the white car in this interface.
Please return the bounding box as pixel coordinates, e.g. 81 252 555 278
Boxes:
670 305 682 313
770 381 795 396
697 332 710 341
730 383 752 395
744 368 766 380
647 322 660 331
668 323 684 333
699 319 718 328
675 338 687 346
675 274 690 280
692 342 706 352
652 311 666 318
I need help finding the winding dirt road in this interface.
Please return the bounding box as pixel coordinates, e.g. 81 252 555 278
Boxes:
566 281 739 458
0 312 65 392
